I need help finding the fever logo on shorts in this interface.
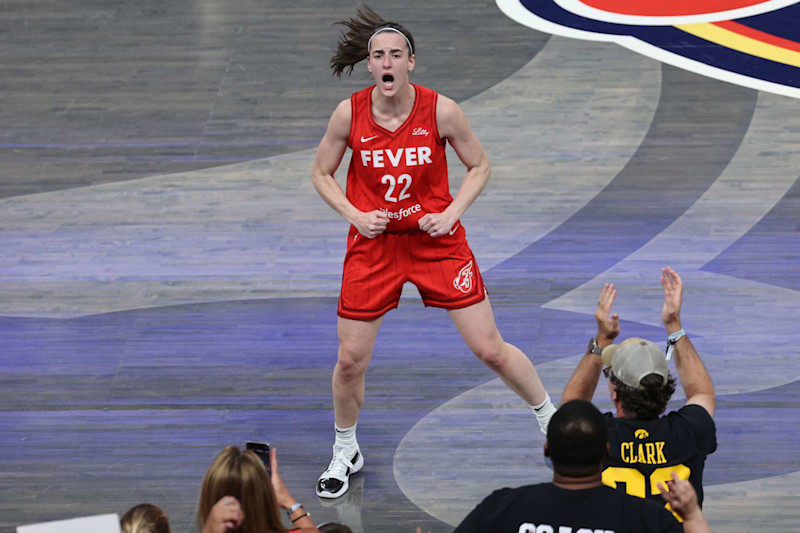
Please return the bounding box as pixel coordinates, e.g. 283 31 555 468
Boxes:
453 260 475 294
497 0 800 99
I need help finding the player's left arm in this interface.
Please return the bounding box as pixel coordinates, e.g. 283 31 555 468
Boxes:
418 95 490 237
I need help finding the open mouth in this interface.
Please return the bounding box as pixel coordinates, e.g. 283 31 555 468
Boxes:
381 74 395 89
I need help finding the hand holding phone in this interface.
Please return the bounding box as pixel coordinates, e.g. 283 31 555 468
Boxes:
245 441 271 474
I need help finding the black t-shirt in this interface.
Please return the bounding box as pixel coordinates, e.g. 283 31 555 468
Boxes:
604 405 717 508
454 483 682 533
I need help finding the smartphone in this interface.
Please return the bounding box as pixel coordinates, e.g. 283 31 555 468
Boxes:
245 441 271 473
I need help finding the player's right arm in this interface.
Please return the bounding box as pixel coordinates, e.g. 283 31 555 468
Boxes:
661 267 715 417
311 99 388 239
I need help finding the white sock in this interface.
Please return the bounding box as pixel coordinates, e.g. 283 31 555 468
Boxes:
334 423 358 451
531 393 556 435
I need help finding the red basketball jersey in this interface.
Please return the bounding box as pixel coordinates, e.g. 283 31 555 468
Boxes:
346 84 451 232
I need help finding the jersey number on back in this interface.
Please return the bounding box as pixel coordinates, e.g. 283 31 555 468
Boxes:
602 464 691 520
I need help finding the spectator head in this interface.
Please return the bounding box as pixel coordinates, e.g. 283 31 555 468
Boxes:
601 338 677 419
545 400 608 477
318 523 354 533
197 445 284 533
120 503 171 533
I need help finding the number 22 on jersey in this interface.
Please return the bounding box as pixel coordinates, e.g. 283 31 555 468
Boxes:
602 464 691 521
381 173 412 202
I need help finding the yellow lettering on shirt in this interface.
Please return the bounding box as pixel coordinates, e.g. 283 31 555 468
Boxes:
620 441 667 464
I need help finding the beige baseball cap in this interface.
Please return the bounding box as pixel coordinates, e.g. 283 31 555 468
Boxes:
601 337 668 389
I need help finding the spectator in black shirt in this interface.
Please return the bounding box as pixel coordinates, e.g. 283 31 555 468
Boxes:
454 400 711 533
562 267 716 513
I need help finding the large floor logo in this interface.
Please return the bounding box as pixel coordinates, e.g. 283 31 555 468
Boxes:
497 0 800 98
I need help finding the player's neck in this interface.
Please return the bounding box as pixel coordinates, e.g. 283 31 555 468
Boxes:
372 83 415 119
551 471 603 490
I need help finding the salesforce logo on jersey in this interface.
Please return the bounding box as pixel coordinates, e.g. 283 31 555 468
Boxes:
380 204 422 221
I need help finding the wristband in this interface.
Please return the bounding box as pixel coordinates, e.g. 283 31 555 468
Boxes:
286 502 303 517
667 329 686 344
665 329 686 360
291 513 310 523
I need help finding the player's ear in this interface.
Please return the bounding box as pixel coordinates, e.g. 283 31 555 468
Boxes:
543 442 550 457
408 54 415 72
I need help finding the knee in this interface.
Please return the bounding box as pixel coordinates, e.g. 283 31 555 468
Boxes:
473 341 507 372
336 345 370 381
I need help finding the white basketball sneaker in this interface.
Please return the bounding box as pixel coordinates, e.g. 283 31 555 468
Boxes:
316 446 364 498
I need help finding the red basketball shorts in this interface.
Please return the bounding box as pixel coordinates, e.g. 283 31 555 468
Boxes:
337 223 487 321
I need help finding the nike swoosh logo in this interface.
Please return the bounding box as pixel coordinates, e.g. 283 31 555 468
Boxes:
360 135 378 142
449 223 460 236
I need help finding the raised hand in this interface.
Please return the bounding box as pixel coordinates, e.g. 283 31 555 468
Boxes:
660 267 683 333
203 496 243 533
658 472 703 523
269 447 295 510
595 283 620 344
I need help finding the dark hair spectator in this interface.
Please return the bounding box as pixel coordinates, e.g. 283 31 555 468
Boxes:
546 398 608 476
318 523 354 533
453 400 711 533
563 267 717 509
609 369 676 419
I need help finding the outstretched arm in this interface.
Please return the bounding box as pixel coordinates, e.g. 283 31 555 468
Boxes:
311 99 388 239
418 96 490 237
562 283 620 403
661 267 715 417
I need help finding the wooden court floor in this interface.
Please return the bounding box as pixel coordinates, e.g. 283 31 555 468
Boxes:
1 1 799 532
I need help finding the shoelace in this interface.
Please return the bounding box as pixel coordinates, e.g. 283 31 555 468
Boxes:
324 448 355 478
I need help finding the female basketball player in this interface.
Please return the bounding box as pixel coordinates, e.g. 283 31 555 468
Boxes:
311 6 555 498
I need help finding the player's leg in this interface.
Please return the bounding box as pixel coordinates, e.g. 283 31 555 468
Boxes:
333 315 383 426
448 297 555 433
321 229 404 497
318 315 383 498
